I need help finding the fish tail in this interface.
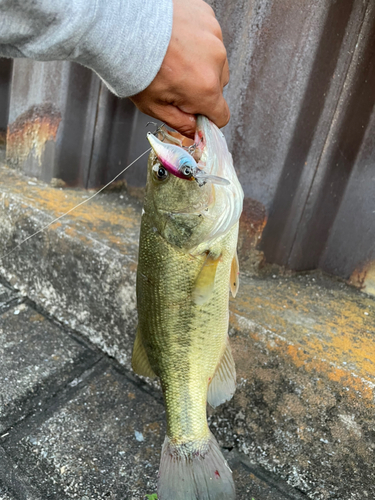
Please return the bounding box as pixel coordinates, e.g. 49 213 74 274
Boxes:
157 433 235 500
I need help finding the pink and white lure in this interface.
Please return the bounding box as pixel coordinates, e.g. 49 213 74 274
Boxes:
147 132 229 187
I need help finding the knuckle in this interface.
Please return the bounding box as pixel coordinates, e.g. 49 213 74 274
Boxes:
209 35 227 63
204 3 216 17
219 40 228 57
215 102 230 128
223 106 230 125
211 18 223 39
202 72 220 95
222 65 230 86
218 46 228 65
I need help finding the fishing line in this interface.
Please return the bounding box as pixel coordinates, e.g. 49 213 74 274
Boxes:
0 147 152 262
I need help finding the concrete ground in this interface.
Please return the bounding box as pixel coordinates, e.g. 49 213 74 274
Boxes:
0 165 374 499
0 280 306 500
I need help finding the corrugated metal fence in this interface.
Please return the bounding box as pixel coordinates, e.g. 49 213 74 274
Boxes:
0 0 374 286
0 58 12 150
2 60 151 189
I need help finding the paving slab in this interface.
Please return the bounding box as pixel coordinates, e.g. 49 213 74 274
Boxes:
0 485 15 500
0 490 15 500
1 360 302 500
227 451 306 500
0 165 141 367
0 303 100 433
0 445 39 500
2 362 165 500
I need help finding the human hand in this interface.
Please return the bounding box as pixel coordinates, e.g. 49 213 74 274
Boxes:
130 0 230 139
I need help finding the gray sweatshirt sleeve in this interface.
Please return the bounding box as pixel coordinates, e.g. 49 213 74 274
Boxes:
0 0 173 97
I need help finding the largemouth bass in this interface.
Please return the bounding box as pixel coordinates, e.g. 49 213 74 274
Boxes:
132 116 244 499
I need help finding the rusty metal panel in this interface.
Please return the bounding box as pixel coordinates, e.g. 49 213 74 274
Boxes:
288 1 375 279
214 0 355 207
212 0 374 280
6 59 150 189
85 85 150 189
6 60 101 185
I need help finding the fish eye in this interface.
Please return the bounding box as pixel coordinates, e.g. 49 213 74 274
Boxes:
153 164 169 181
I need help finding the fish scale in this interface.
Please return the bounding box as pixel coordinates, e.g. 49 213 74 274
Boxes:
137 214 237 443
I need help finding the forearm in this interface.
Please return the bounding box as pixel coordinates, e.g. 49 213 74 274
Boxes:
0 0 173 97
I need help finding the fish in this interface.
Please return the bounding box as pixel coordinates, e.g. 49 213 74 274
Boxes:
132 115 244 499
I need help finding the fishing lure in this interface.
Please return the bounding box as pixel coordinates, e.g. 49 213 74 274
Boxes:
147 132 229 187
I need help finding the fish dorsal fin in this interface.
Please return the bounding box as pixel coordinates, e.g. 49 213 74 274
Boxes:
131 328 156 379
192 253 221 306
207 340 236 408
230 251 240 298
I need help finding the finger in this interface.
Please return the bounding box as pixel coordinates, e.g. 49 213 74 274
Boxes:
177 87 230 129
199 0 216 18
146 102 197 139
194 92 230 129
209 16 224 42
222 58 230 87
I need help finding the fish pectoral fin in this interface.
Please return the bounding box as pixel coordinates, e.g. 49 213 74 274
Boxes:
230 250 240 298
207 340 236 408
192 252 221 306
131 328 156 379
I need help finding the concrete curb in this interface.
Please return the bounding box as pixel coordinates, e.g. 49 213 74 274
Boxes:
0 166 140 367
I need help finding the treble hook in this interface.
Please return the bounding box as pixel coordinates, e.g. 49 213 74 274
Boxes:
183 136 203 154
146 123 203 154
145 122 181 146
145 121 166 137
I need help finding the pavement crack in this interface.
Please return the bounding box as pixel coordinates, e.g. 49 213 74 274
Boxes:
236 451 309 499
1 357 107 448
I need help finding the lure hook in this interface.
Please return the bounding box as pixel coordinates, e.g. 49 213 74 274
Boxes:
145 121 166 137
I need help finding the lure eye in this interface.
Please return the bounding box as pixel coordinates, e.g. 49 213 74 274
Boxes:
153 164 169 181
181 165 192 178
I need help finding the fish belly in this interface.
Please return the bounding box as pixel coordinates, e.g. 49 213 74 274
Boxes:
136 216 238 499
138 216 236 434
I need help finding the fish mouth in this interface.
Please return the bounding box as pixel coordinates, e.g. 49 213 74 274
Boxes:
151 127 195 151
148 126 230 187
149 117 244 244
